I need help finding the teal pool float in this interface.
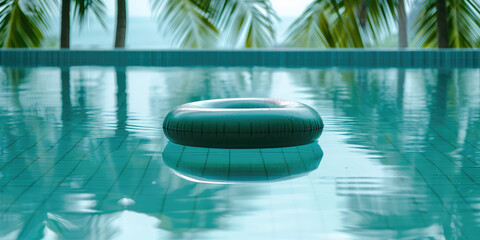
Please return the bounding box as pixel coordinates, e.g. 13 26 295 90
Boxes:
163 98 324 148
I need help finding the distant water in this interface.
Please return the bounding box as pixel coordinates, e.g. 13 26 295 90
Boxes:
48 16 402 49
60 17 296 49
69 17 169 49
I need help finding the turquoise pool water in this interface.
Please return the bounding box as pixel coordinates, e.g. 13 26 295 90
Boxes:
0 67 479 239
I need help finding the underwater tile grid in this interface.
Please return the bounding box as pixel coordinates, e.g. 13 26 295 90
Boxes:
0 66 479 240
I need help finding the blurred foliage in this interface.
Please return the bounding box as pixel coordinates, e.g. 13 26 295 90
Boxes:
150 0 278 48
283 0 397 48
414 0 480 48
1 0 480 48
150 0 219 48
0 0 106 48
72 0 107 30
0 0 56 48
212 0 279 48
284 0 398 48
285 0 480 48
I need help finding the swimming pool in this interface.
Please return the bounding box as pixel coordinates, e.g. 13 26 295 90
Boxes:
0 66 479 239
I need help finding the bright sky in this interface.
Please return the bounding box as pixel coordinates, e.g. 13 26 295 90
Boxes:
103 0 312 18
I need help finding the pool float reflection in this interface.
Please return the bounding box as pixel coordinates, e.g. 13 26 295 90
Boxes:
162 142 323 184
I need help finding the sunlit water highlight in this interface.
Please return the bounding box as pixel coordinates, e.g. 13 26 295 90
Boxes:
0 67 479 239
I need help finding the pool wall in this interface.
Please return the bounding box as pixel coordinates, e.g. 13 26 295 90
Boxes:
0 49 479 68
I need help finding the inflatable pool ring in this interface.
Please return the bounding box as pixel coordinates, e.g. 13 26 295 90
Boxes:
163 142 323 183
163 98 323 148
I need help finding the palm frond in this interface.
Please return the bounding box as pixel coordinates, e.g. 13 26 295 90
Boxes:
212 0 278 48
448 0 480 47
414 0 480 48
335 0 365 47
358 0 398 45
150 0 218 48
72 0 107 30
283 1 337 48
0 0 57 48
284 0 397 48
413 0 443 48
283 0 363 48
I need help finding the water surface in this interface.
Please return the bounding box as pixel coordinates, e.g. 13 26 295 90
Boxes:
0 67 479 239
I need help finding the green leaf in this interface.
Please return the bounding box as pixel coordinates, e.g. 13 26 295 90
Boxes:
283 0 397 48
73 0 108 30
414 0 480 48
151 0 219 48
212 0 279 48
0 0 56 48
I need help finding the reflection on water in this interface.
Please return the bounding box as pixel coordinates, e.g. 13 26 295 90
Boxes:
0 66 479 239
163 142 323 183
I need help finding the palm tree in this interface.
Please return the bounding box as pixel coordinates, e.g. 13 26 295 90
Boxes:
150 0 278 48
62 0 107 48
414 0 480 48
60 0 70 48
114 0 126 48
283 0 397 48
0 0 106 48
397 0 408 48
285 0 480 48
435 0 449 48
